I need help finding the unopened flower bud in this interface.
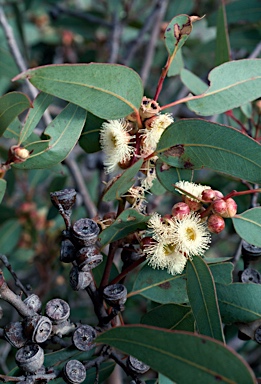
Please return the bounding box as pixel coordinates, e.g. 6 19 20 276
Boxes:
10 145 30 163
212 198 237 218
139 97 160 119
201 189 216 201
224 198 237 218
207 214 225 233
213 190 224 200
184 197 202 211
171 202 190 218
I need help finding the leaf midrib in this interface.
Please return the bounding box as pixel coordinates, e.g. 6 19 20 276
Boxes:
31 75 138 111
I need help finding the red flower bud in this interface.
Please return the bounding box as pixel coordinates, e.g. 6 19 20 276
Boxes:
171 202 190 218
207 214 225 233
184 197 202 211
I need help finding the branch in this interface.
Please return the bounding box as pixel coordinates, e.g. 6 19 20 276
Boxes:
64 154 97 218
140 0 169 86
0 6 37 100
0 254 29 297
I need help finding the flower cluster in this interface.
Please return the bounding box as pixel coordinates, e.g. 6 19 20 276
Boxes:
99 97 174 190
143 210 211 275
143 180 238 275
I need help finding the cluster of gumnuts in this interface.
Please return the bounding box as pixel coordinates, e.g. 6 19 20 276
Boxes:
171 188 237 233
0 188 151 383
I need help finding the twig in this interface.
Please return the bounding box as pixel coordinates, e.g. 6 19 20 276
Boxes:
0 6 37 100
248 42 261 59
140 0 169 86
108 12 123 63
123 3 162 65
51 4 112 28
0 254 29 297
64 154 97 218
109 256 146 285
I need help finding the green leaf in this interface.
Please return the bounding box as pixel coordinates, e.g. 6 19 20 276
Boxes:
164 15 193 56
156 119 261 184
19 92 53 144
15 64 143 119
102 159 143 202
155 159 193 194
217 283 261 323
141 304 194 332
3 117 22 139
0 92 31 137
0 219 22 254
186 256 224 342
131 264 188 304
15 103 86 169
159 373 176 384
215 3 230 66
187 59 261 115
180 69 208 95
79 112 104 153
232 207 261 247
99 208 149 248
208 262 233 285
131 263 233 304
96 326 256 384
0 179 6 203
208 0 261 25
44 346 93 367
168 49 184 77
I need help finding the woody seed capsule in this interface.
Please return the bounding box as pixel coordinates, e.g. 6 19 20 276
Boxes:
71 218 100 247
45 298 70 324
24 294 42 313
4 322 27 348
76 245 103 271
103 284 127 308
72 325 97 351
15 344 44 373
127 355 150 374
23 315 52 343
69 266 92 290
63 360 86 384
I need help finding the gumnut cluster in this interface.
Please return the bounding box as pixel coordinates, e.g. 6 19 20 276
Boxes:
141 181 237 276
99 96 174 192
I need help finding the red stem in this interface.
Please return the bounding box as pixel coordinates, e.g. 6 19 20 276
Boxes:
223 189 261 200
99 200 126 288
109 256 146 285
225 110 246 133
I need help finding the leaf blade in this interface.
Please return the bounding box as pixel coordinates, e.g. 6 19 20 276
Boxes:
96 325 256 384
232 207 261 247
187 256 224 342
19 92 53 144
15 103 86 169
0 92 31 137
15 64 143 119
187 59 261 115
156 119 261 184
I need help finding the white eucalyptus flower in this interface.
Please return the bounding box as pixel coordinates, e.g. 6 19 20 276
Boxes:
100 119 135 173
